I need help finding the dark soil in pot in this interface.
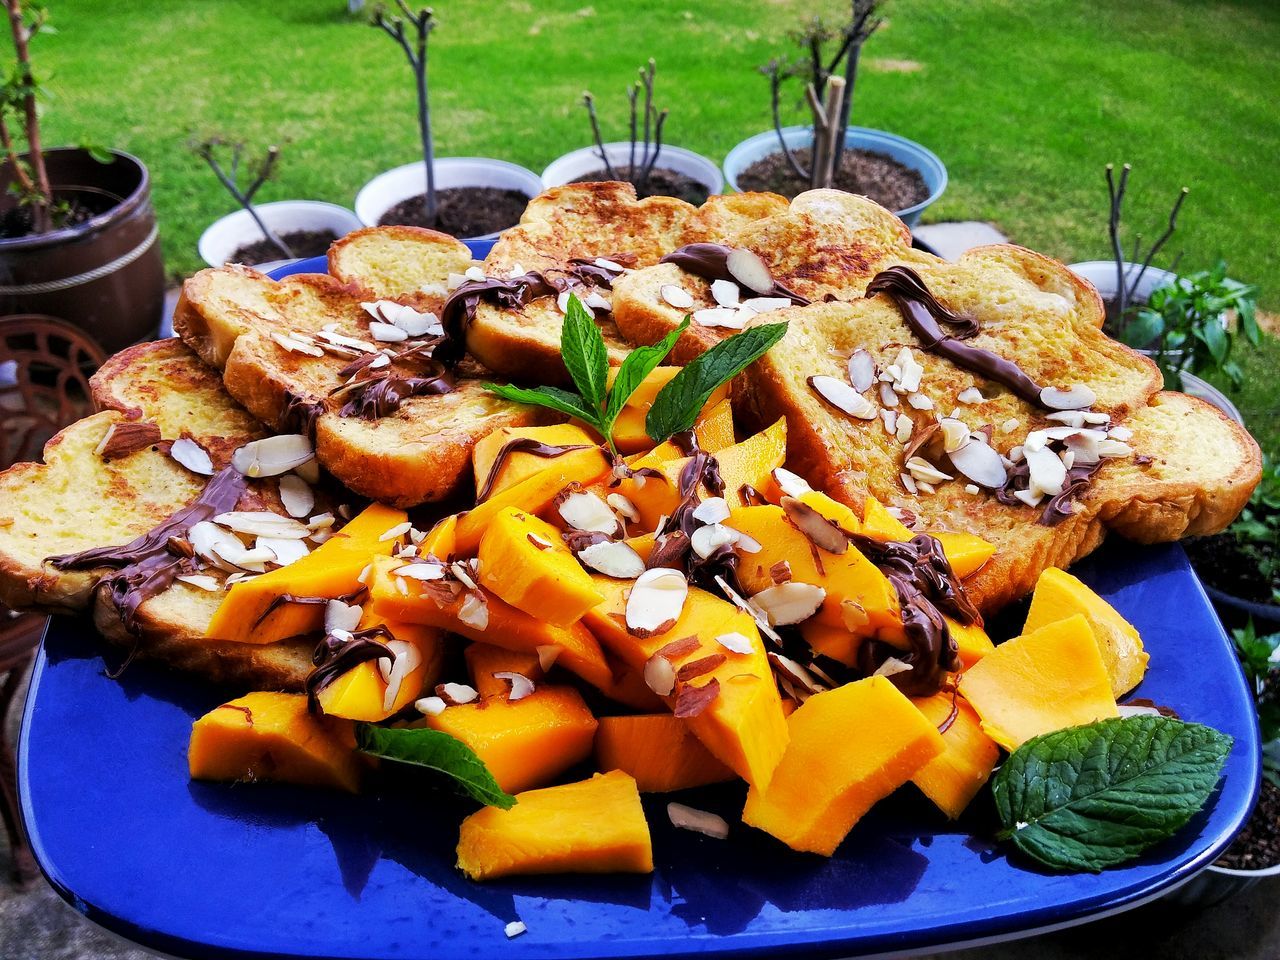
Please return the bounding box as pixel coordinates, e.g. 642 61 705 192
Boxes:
1215 778 1280 870
232 228 338 266
1185 534 1278 607
737 147 928 211
378 186 528 237
571 168 710 205
0 188 117 239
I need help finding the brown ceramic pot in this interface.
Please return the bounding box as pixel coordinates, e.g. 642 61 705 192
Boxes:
0 147 164 353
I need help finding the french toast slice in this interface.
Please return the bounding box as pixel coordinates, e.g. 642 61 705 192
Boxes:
174 265 547 507
0 338 314 688
465 184 789 385
327 224 475 310
736 243 1260 612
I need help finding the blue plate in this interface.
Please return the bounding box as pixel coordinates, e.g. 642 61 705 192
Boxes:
17 248 1262 958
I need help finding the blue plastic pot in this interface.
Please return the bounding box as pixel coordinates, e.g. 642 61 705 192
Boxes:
723 125 947 227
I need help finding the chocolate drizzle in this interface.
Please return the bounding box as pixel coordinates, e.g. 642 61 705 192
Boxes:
850 533 979 697
865 266 1046 406
660 243 810 305
281 389 325 439
333 340 456 420
475 438 595 502
48 467 248 632
305 626 395 714
996 456 1105 526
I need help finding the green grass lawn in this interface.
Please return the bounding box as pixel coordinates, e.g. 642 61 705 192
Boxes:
28 0 1280 450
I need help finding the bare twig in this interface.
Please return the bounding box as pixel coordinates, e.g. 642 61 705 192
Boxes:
642 109 669 190
1106 163 1130 317
639 60 655 176
0 113 35 195
582 92 619 180
4 0 52 232
197 140 294 259
1104 162 1190 327
764 59 809 181
833 1 883 171
1129 187 1189 304
373 4 437 223
627 84 638 181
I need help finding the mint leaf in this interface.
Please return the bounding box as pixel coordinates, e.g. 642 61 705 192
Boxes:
561 293 609 413
646 321 788 442
992 716 1232 873
356 723 517 809
483 381 600 425
603 318 690 427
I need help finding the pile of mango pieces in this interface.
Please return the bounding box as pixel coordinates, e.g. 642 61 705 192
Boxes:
186 367 1148 880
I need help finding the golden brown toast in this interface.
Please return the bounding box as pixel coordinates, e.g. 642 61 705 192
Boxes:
0 338 314 688
174 265 546 507
466 184 788 385
327 224 475 310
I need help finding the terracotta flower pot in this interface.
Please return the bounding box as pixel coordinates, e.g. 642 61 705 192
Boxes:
0 147 164 354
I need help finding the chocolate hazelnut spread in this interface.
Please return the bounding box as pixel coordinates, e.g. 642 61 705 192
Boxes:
659 243 810 305
474 437 594 502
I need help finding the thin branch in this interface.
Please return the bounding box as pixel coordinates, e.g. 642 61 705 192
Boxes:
640 60 655 176
581 92 619 180
641 108 668 191
197 141 294 259
1128 187 1189 303
5 0 51 232
833 1 883 170
372 4 436 222
1106 163 1129 318
765 60 809 181
0 113 35 194
627 83 638 181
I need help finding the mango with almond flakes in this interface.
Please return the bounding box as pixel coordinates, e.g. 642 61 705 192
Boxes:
316 613 445 722
464 643 544 698
477 507 603 626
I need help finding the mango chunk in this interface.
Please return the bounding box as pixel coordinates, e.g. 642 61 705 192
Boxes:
595 663 668 712
583 577 789 789
420 514 457 558
742 676 945 855
729 504 901 638
958 613 1119 751
188 692 363 793
427 686 598 794
456 770 653 880
205 502 406 644
1024 567 1148 697
455 446 611 554
910 692 1000 819
716 417 786 508
465 643 544 699
932 532 997 579
596 714 735 792
858 497 916 541
368 557 614 691
472 424 598 500
800 620 862 668
948 617 996 670
605 367 729 455
317 613 445 722
478 507 603 626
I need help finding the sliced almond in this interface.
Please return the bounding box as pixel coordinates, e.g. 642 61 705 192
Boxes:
780 496 848 554
710 278 740 307
957 387 985 404
232 434 314 478
1040 384 1097 410
690 523 738 559
874 656 914 678
270 330 325 357
896 413 915 444
607 493 640 522
841 598 870 630
188 521 246 573
176 574 221 592
436 682 479 705
725 247 774 294
458 592 489 630
493 671 535 701
809 375 877 419
714 631 755 655
393 561 446 581
770 560 792 584
643 652 677 696
739 296 791 314
96 420 161 459
626 567 688 637
771 467 812 498
939 418 969 454
558 490 619 535
382 639 423 712
368 320 409 343
879 382 900 408
667 802 730 839
170 437 215 476
691 497 730 525
905 457 952 485
1097 438 1133 458
1013 488 1044 508
214 511 310 539
1025 444 1068 497
379 521 413 542
578 539 646 579
768 652 825 693
847 349 875 393
278 473 314 518
660 284 695 309
948 438 1008 489
257 536 309 566
692 307 744 330
752 582 826 626
415 696 447 717
907 392 934 411
324 599 363 634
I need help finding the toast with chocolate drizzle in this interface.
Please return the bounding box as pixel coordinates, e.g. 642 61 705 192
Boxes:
453 183 788 386
174 264 548 508
611 190 1261 612
0 338 316 688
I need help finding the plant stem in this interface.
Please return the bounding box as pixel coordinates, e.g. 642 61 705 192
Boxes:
377 4 436 224
199 142 294 259
0 113 35 195
5 0 51 233
627 84 638 182
1105 163 1130 320
582 92 619 180
1128 187 1189 305
766 61 810 182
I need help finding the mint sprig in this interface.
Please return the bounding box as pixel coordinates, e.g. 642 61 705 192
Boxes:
356 723 516 809
991 715 1232 873
645 321 788 441
485 291 780 452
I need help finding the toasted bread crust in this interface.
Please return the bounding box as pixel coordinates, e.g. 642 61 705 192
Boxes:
327 224 473 311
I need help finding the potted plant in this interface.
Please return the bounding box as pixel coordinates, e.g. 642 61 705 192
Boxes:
353 2 542 240
541 59 722 204
1070 164 1259 423
0 0 164 353
1186 455 1280 635
195 138 362 270
722 1 946 227
1167 620 1280 907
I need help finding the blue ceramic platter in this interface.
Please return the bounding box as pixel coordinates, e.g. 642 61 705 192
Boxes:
18 249 1262 959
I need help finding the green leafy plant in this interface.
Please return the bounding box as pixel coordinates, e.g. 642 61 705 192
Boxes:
355 722 516 809
485 294 788 455
992 715 1232 872
1227 454 1280 604
1119 261 1260 391
1 0 55 233
1231 620 1280 785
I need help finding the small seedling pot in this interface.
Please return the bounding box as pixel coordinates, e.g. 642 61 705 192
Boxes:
354 158 543 241
0 147 165 353
198 200 363 272
722 125 946 227
541 142 723 197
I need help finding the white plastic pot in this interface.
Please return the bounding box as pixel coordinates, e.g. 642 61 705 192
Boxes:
354 157 543 241
541 142 723 197
723 125 946 227
199 200 362 271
